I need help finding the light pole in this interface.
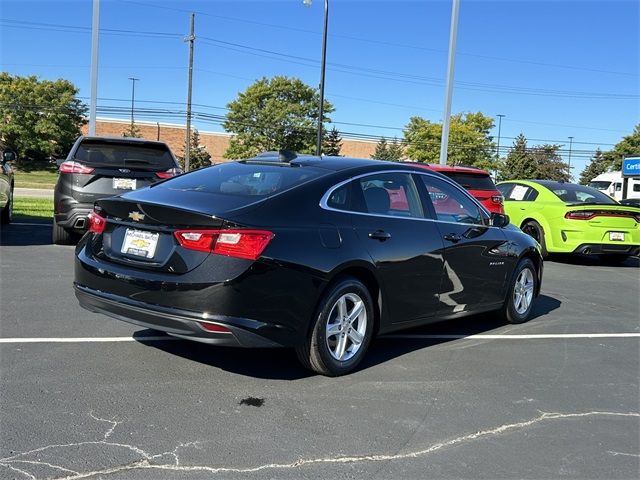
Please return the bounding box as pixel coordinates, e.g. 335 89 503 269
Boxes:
128 77 139 125
89 0 100 136
303 0 329 156
439 0 461 165
495 114 505 179
184 13 195 172
567 136 574 180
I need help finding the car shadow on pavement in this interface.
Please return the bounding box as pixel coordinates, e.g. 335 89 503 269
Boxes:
0 220 53 246
133 294 561 379
548 253 639 268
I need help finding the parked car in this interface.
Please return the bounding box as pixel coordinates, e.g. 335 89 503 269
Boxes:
53 136 182 244
497 180 640 261
408 163 505 214
75 152 543 376
0 146 16 225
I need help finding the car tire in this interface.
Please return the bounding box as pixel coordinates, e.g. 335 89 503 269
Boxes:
0 187 12 224
521 221 548 258
295 277 374 376
52 217 75 245
500 257 537 324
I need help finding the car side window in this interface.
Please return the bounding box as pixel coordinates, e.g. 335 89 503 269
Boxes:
504 183 538 202
420 176 485 225
326 183 350 211
497 183 514 198
356 173 424 218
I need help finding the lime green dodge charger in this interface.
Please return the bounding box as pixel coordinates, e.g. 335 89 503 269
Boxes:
497 180 640 261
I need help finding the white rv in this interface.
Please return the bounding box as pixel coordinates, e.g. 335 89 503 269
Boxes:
588 171 640 201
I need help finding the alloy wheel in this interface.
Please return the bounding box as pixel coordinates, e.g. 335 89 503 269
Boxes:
325 293 367 362
513 267 534 315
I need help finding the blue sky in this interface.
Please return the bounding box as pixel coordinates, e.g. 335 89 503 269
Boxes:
1 0 638 175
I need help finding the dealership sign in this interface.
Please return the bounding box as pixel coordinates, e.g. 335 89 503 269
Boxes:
622 156 640 177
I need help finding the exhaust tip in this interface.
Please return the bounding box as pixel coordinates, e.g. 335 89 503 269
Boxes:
74 218 86 229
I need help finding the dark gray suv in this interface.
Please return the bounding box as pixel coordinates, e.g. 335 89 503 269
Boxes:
53 136 182 244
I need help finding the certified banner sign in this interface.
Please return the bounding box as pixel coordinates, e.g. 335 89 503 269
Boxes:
622 156 640 177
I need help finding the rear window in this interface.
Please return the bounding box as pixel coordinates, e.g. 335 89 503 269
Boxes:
157 161 326 197
441 172 497 191
546 183 616 204
75 140 176 170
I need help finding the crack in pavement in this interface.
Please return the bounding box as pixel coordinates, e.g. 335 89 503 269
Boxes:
1 410 638 479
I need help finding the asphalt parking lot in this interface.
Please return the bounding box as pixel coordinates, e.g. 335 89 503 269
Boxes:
1 221 639 480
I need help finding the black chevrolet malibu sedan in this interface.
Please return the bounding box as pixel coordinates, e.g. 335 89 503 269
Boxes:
75 152 543 376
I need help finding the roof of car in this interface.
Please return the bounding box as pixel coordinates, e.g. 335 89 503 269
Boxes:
78 136 170 146
241 152 448 174
403 162 491 175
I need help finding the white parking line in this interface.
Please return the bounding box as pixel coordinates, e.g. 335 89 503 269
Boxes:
0 333 638 344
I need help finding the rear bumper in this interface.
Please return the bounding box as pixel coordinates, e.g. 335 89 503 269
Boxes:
75 284 284 347
573 243 640 256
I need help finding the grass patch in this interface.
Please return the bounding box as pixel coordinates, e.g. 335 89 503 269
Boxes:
13 165 58 189
13 197 53 220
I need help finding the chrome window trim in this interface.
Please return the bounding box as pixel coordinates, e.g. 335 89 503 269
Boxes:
319 169 498 229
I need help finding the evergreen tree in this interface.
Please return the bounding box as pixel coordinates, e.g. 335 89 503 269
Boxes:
323 127 342 156
178 129 212 170
372 137 403 161
579 149 608 184
499 134 536 181
531 144 569 181
601 124 640 170
122 121 141 138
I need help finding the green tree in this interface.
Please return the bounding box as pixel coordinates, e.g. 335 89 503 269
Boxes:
121 121 141 138
323 126 342 156
177 129 212 170
371 137 404 161
0 73 86 161
223 76 334 158
602 124 640 170
579 148 608 184
499 135 569 182
403 112 496 170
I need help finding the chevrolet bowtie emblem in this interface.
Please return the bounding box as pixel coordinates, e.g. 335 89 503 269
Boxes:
128 211 145 222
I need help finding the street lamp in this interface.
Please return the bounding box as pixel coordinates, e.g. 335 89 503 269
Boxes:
303 0 329 156
567 136 574 180
128 77 139 125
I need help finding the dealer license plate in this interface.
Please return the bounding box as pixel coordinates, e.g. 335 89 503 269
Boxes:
609 232 625 241
113 178 136 190
121 229 159 258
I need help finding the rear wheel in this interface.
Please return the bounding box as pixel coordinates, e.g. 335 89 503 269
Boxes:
296 277 374 376
521 220 547 258
500 258 537 324
52 217 75 245
0 187 12 224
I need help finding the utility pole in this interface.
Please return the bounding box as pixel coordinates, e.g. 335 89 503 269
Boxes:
128 77 139 125
89 0 100 135
439 0 460 165
495 114 505 179
567 136 574 180
184 13 195 172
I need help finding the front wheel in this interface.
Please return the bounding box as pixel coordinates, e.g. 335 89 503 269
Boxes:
296 277 374 376
1 188 13 224
500 258 537 324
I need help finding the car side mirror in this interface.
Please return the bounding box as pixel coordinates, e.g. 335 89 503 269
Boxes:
2 151 16 164
490 212 510 228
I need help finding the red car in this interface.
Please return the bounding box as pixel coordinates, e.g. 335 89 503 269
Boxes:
409 163 505 214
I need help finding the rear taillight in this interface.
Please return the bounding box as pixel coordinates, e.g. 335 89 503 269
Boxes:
87 211 107 233
174 229 274 260
491 195 504 204
565 211 595 220
59 161 95 174
156 167 183 179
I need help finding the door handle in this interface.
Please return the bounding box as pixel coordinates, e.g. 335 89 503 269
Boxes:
443 233 461 243
368 230 391 241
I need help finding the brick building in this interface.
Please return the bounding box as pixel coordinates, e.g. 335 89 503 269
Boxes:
81 118 377 162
